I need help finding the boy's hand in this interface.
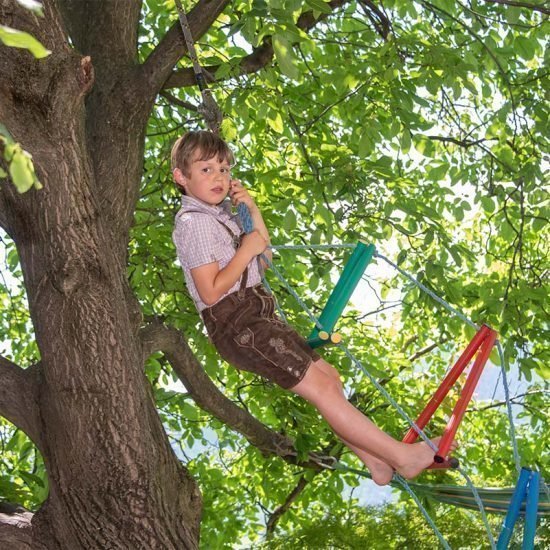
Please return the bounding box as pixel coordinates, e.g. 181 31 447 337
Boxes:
230 180 256 210
241 230 268 257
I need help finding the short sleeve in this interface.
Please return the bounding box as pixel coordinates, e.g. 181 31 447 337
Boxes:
173 214 222 270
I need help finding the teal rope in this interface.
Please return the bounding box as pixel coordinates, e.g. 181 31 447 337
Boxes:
459 469 496 548
272 243 356 250
394 474 452 550
496 342 521 474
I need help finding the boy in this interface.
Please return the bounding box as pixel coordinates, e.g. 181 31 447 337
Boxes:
172 131 455 486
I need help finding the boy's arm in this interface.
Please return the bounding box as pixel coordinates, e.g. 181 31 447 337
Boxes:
191 230 267 306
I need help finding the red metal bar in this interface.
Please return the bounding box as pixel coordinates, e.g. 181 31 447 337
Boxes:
434 328 497 462
402 325 491 444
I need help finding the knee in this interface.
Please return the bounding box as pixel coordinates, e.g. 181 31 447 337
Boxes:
318 368 344 398
320 361 344 391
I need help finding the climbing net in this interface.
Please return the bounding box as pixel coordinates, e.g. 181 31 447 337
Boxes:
263 240 546 549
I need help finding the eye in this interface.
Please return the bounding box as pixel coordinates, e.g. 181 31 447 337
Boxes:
201 167 212 173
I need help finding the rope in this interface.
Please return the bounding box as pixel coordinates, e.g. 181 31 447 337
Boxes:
496 341 521 474
235 208 523 546
173 0 223 134
374 251 479 331
237 203 288 321
458 469 496 548
393 474 452 550
272 243 356 250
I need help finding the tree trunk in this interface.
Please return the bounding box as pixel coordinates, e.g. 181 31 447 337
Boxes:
0 2 202 547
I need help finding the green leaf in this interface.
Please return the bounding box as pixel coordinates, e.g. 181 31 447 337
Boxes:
267 111 284 133
9 150 35 193
0 25 51 58
272 34 300 80
283 209 296 232
220 118 238 142
514 35 536 61
480 196 495 213
19 471 45 488
305 0 332 14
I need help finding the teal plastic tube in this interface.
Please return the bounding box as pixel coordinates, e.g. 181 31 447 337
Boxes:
523 471 540 550
308 242 375 343
497 468 531 550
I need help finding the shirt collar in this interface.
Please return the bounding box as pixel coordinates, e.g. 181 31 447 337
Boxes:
179 195 234 219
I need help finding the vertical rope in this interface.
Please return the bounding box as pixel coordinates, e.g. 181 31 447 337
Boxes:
496 341 522 474
393 475 453 550
173 0 223 134
458 469 496 548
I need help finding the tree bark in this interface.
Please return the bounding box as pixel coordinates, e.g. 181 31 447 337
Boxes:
0 1 201 547
0 503 34 549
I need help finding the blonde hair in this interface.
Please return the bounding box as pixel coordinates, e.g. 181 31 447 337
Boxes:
171 131 234 176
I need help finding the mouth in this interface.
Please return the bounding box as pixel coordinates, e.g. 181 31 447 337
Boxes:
211 187 225 194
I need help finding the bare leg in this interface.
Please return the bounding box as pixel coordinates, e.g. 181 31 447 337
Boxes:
310 360 395 485
290 359 454 483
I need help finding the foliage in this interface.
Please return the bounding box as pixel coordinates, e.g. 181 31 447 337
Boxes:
0 24 49 59
1 0 549 547
0 0 47 192
259 503 550 549
0 125 43 193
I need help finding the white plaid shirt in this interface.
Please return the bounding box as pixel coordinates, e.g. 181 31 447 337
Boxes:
172 196 262 312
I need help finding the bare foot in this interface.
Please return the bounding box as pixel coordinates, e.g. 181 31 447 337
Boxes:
395 436 459 479
360 454 395 486
369 460 395 486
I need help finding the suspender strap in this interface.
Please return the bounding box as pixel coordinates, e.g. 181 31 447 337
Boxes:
184 210 248 296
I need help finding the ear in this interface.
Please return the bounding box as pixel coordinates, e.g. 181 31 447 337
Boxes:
173 168 187 189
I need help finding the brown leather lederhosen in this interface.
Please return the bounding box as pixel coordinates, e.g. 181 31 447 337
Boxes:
183 209 320 389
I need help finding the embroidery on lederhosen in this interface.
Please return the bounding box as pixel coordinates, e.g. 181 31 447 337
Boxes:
269 337 303 362
237 331 252 345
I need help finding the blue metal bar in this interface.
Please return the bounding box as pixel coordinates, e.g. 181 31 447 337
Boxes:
523 471 540 550
497 468 531 550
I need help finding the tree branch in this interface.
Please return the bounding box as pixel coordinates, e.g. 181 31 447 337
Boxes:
160 91 198 112
266 475 312 536
467 389 548 413
0 356 42 448
0 502 33 549
427 135 497 148
163 41 274 89
140 320 333 470
163 0 352 90
141 0 231 97
482 0 550 15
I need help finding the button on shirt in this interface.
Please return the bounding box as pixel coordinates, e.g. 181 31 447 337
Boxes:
172 196 263 312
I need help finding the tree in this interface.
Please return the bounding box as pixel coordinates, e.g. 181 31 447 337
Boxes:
0 0 547 548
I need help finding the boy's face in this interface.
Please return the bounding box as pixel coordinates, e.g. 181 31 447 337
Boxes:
175 150 232 206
